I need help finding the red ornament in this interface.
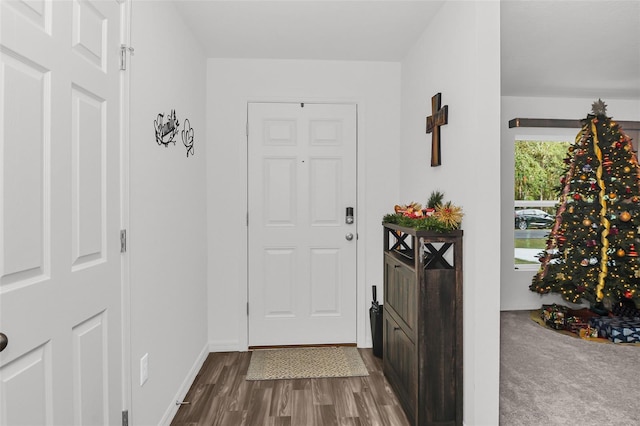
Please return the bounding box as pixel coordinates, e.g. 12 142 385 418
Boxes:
573 193 582 200
616 142 622 148
624 290 633 299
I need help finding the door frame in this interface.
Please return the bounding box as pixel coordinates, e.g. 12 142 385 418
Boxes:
242 98 367 350
119 0 132 420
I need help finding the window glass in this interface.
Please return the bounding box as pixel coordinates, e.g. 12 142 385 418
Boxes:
514 140 571 268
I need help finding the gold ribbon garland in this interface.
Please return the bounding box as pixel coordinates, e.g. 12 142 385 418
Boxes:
593 120 608 301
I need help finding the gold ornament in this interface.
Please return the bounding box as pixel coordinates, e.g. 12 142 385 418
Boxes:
617 248 626 257
583 218 592 227
624 166 631 173
620 211 632 222
556 273 566 280
433 202 464 229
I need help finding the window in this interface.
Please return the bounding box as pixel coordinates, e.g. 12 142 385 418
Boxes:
514 139 571 269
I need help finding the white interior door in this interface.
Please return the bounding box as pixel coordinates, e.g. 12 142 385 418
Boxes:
0 1 123 424
248 102 357 347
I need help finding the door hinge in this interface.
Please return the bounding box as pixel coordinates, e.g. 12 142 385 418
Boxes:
247 302 249 316
120 45 134 71
120 229 127 253
122 410 129 426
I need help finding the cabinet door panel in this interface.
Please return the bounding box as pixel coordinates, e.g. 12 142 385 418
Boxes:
383 255 416 335
383 312 416 418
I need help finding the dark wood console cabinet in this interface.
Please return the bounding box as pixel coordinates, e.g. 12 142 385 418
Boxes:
382 223 463 426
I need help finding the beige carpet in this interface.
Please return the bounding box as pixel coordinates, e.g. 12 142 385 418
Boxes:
501 310 640 426
246 346 369 381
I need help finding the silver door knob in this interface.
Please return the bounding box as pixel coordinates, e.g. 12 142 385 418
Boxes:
345 233 354 241
0 333 7 352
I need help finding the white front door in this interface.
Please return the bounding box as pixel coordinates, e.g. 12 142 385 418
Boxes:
0 1 123 424
247 102 357 346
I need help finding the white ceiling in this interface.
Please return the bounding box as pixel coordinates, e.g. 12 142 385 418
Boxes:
501 0 640 100
174 0 446 61
173 0 640 100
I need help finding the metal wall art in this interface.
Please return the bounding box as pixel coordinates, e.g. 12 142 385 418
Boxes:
154 110 195 157
182 119 194 157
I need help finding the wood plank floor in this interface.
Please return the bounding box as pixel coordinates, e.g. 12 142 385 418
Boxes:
171 348 410 426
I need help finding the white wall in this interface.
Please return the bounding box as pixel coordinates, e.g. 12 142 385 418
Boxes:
400 2 501 425
129 2 208 424
206 59 401 351
501 95 640 311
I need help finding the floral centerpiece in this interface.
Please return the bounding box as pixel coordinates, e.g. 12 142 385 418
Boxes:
382 190 463 232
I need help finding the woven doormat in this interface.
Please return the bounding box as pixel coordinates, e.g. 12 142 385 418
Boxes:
246 346 369 381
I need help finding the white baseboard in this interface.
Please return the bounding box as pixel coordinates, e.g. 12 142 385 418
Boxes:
209 339 240 352
159 343 209 426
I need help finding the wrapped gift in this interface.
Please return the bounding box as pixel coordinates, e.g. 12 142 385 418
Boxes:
589 317 640 343
565 317 589 334
541 304 569 330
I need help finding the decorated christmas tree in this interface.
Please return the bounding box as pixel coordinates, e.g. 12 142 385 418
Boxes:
530 100 639 310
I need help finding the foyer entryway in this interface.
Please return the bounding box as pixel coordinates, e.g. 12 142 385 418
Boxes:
247 102 357 346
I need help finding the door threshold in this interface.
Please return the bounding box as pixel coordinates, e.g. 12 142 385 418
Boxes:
248 343 356 350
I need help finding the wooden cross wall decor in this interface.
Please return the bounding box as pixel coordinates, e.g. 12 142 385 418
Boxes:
426 93 448 167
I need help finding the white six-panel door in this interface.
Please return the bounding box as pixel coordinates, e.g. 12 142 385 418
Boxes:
0 1 122 424
247 103 357 346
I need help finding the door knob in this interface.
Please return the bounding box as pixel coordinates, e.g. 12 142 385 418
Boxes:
345 233 354 241
0 333 7 352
